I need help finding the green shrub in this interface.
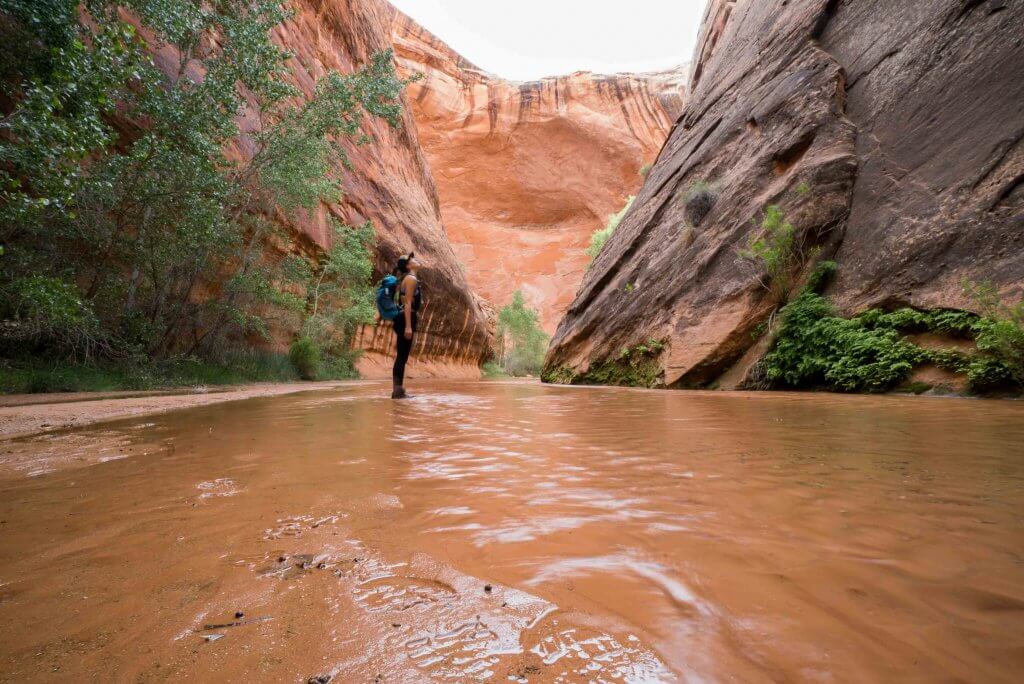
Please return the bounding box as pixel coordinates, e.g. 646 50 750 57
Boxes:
763 290 924 392
586 196 635 261
740 204 798 302
481 361 508 378
760 268 1022 394
1 276 102 354
639 163 652 178
973 319 1024 385
298 221 376 372
805 259 837 293
317 351 360 380
495 291 548 376
966 356 1014 391
963 280 1024 387
288 337 321 380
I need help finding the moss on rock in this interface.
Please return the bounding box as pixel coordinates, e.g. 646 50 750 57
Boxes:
542 339 666 388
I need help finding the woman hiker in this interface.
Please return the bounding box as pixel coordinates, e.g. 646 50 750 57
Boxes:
390 252 421 399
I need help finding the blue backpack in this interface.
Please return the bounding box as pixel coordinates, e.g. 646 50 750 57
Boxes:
375 275 402 321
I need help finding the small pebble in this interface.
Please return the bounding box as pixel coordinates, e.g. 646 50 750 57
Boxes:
235 611 244 619
484 584 493 593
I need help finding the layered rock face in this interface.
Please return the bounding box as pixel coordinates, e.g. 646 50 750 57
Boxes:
545 0 1023 387
389 11 686 332
255 0 493 377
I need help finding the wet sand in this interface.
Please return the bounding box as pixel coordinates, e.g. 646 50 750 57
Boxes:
1 380 1023 682
0 381 360 441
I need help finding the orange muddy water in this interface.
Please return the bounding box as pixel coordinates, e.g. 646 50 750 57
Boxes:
1 381 1023 683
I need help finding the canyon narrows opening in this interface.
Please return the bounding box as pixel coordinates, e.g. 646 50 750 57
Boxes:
1 0 1022 680
2 382 1024 682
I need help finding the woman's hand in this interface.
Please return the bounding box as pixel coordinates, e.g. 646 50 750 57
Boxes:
404 329 413 340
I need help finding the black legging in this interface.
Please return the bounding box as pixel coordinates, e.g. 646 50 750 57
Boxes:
393 313 417 385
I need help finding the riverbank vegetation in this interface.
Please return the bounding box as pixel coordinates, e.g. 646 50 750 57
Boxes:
493 291 548 376
0 0 405 391
546 190 1021 395
736 201 1021 394
757 263 1023 394
0 353 302 394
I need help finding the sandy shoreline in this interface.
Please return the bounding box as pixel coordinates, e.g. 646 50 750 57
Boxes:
0 381 371 440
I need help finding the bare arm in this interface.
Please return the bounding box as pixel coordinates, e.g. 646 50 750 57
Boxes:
402 275 416 339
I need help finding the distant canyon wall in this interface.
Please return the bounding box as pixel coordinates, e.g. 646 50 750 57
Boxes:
545 0 1023 386
389 10 687 332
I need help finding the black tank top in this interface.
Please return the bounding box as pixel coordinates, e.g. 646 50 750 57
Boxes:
399 274 422 313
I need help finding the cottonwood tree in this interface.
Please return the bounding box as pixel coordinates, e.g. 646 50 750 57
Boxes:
0 0 409 366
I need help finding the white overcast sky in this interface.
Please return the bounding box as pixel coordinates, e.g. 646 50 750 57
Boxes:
389 0 709 81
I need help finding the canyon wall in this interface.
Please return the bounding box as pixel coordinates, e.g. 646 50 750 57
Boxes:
227 0 493 377
545 0 1024 387
389 11 687 332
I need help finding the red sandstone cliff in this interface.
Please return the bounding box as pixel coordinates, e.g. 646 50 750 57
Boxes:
389 10 686 332
278 0 495 377
173 0 487 377
545 0 1024 387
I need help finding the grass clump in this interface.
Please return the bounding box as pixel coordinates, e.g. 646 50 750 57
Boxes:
682 181 717 226
288 337 321 380
586 196 635 262
639 163 653 178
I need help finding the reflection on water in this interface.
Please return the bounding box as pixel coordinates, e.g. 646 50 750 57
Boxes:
1 381 1024 682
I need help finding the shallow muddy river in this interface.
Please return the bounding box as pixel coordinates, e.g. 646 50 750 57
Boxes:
1 381 1023 682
